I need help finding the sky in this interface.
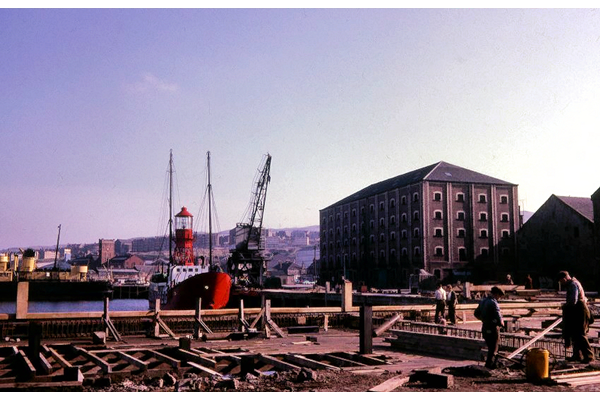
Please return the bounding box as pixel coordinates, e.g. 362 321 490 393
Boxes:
2 8 600 249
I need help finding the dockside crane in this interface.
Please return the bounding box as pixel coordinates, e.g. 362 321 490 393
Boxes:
228 154 272 287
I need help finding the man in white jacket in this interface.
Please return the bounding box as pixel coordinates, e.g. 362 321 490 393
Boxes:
434 283 447 324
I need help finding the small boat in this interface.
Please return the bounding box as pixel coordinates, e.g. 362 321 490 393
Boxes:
149 151 231 310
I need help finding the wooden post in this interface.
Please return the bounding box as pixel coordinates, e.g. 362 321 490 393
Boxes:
16 281 29 319
194 297 201 338
103 296 110 337
323 314 329 332
342 280 353 312
464 282 471 299
153 298 161 337
260 295 266 332
28 321 42 367
359 304 373 354
239 299 246 332
263 299 285 338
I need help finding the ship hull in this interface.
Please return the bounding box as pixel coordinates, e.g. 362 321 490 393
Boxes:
164 272 231 310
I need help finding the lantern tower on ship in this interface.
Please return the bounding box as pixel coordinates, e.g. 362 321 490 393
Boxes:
173 207 195 266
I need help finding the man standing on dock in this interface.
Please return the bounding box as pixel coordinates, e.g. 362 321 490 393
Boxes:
446 285 458 325
434 283 446 324
474 286 505 369
558 271 594 363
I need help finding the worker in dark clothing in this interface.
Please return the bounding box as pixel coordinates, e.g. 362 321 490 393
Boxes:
558 271 594 363
446 284 458 325
475 286 505 369
524 274 533 290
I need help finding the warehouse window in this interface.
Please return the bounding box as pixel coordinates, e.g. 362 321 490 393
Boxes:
459 247 467 261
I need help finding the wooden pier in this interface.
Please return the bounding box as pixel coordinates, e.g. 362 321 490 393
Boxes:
4 280 599 390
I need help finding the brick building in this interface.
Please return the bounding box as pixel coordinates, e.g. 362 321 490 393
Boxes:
518 195 597 289
319 161 519 289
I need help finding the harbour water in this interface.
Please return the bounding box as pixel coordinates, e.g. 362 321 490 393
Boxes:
0 299 149 314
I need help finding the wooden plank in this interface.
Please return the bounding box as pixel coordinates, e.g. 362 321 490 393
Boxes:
257 354 301 372
15 302 563 321
194 317 213 335
104 317 122 342
38 353 54 375
368 375 410 392
338 352 388 366
148 350 181 368
322 354 366 367
17 350 37 378
0 381 83 390
186 361 223 377
117 351 149 370
249 308 265 329
47 347 72 369
157 318 179 339
73 347 112 373
177 349 217 368
283 354 340 371
266 319 286 338
506 317 562 359
188 348 242 364
553 371 600 381
374 313 402 337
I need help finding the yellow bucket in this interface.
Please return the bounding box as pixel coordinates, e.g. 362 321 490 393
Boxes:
526 348 549 381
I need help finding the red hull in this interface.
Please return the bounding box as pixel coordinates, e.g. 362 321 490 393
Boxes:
164 272 231 310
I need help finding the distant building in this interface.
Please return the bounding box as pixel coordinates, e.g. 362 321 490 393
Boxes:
518 195 597 288
593 187 600 277
109 254 145 269
291 231 309 246
115 239 132 255
320 161 520 289
99 239 115 266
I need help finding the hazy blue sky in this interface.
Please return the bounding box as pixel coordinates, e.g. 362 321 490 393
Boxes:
2 8 600 249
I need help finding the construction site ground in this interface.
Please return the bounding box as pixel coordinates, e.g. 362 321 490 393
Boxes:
24 327 598 393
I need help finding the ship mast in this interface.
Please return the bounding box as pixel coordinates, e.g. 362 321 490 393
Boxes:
207 151 213 270
167 150 174 282
53 224 61 280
